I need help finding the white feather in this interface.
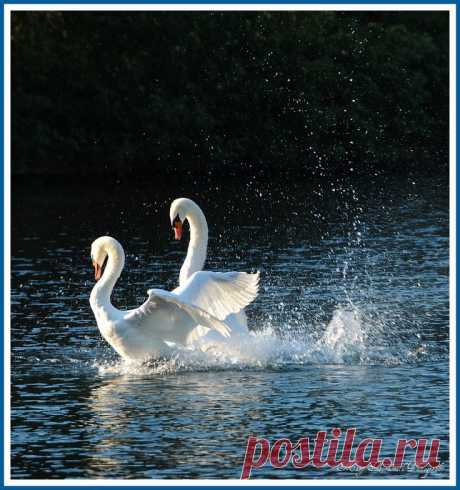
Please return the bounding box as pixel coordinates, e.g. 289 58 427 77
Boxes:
173 271 260 321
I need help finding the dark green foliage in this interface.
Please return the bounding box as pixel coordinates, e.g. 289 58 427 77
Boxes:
11 11 449 177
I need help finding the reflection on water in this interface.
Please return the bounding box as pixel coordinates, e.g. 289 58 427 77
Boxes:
11 174 449 479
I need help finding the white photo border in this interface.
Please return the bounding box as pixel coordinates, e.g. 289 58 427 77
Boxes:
3 3 456 486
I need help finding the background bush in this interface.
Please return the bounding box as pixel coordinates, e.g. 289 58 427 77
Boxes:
11 11 449 177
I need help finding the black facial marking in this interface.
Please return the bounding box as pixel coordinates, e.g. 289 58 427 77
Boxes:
173 214 181 225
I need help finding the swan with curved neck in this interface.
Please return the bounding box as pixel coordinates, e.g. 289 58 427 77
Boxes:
169 198 253 345
170 198 208 287
89 236 259 360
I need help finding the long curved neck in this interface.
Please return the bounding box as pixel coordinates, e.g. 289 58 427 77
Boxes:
179 207 208 286
90 245 125 314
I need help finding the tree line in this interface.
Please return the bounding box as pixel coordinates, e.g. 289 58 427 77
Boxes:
12 11 449 178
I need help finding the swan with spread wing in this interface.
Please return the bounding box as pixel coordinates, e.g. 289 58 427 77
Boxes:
169 198 255 347
89 236 259 360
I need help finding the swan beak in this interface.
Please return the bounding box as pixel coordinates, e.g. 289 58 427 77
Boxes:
93 260 102 281
174 221 183 240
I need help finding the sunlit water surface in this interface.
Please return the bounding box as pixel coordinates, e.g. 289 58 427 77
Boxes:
11 174 449 479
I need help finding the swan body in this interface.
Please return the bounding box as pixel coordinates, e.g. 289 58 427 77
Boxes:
89 236 259 360
169 198 255 347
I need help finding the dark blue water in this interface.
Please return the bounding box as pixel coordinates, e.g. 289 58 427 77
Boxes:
10 173 449 479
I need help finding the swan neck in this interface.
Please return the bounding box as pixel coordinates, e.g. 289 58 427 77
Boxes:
179 208 208 286
91 245 125 310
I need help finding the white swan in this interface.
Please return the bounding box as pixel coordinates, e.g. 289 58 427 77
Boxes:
89 236 259 360
169 198 254 347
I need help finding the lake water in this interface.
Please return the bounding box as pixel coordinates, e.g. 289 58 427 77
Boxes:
10 172 450 479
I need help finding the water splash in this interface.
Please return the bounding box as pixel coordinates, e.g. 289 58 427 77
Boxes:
92 304 431 378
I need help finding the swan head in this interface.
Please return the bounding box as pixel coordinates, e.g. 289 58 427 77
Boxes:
90 236 122 281
169 198 203 241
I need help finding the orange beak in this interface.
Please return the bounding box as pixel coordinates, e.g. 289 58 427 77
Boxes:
93 260 102 281
174 220 183 240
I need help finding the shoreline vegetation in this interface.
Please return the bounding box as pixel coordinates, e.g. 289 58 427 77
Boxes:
12 11 448 178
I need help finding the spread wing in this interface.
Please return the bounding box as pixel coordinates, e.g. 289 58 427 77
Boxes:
174 271 260 320
126 288 231 339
